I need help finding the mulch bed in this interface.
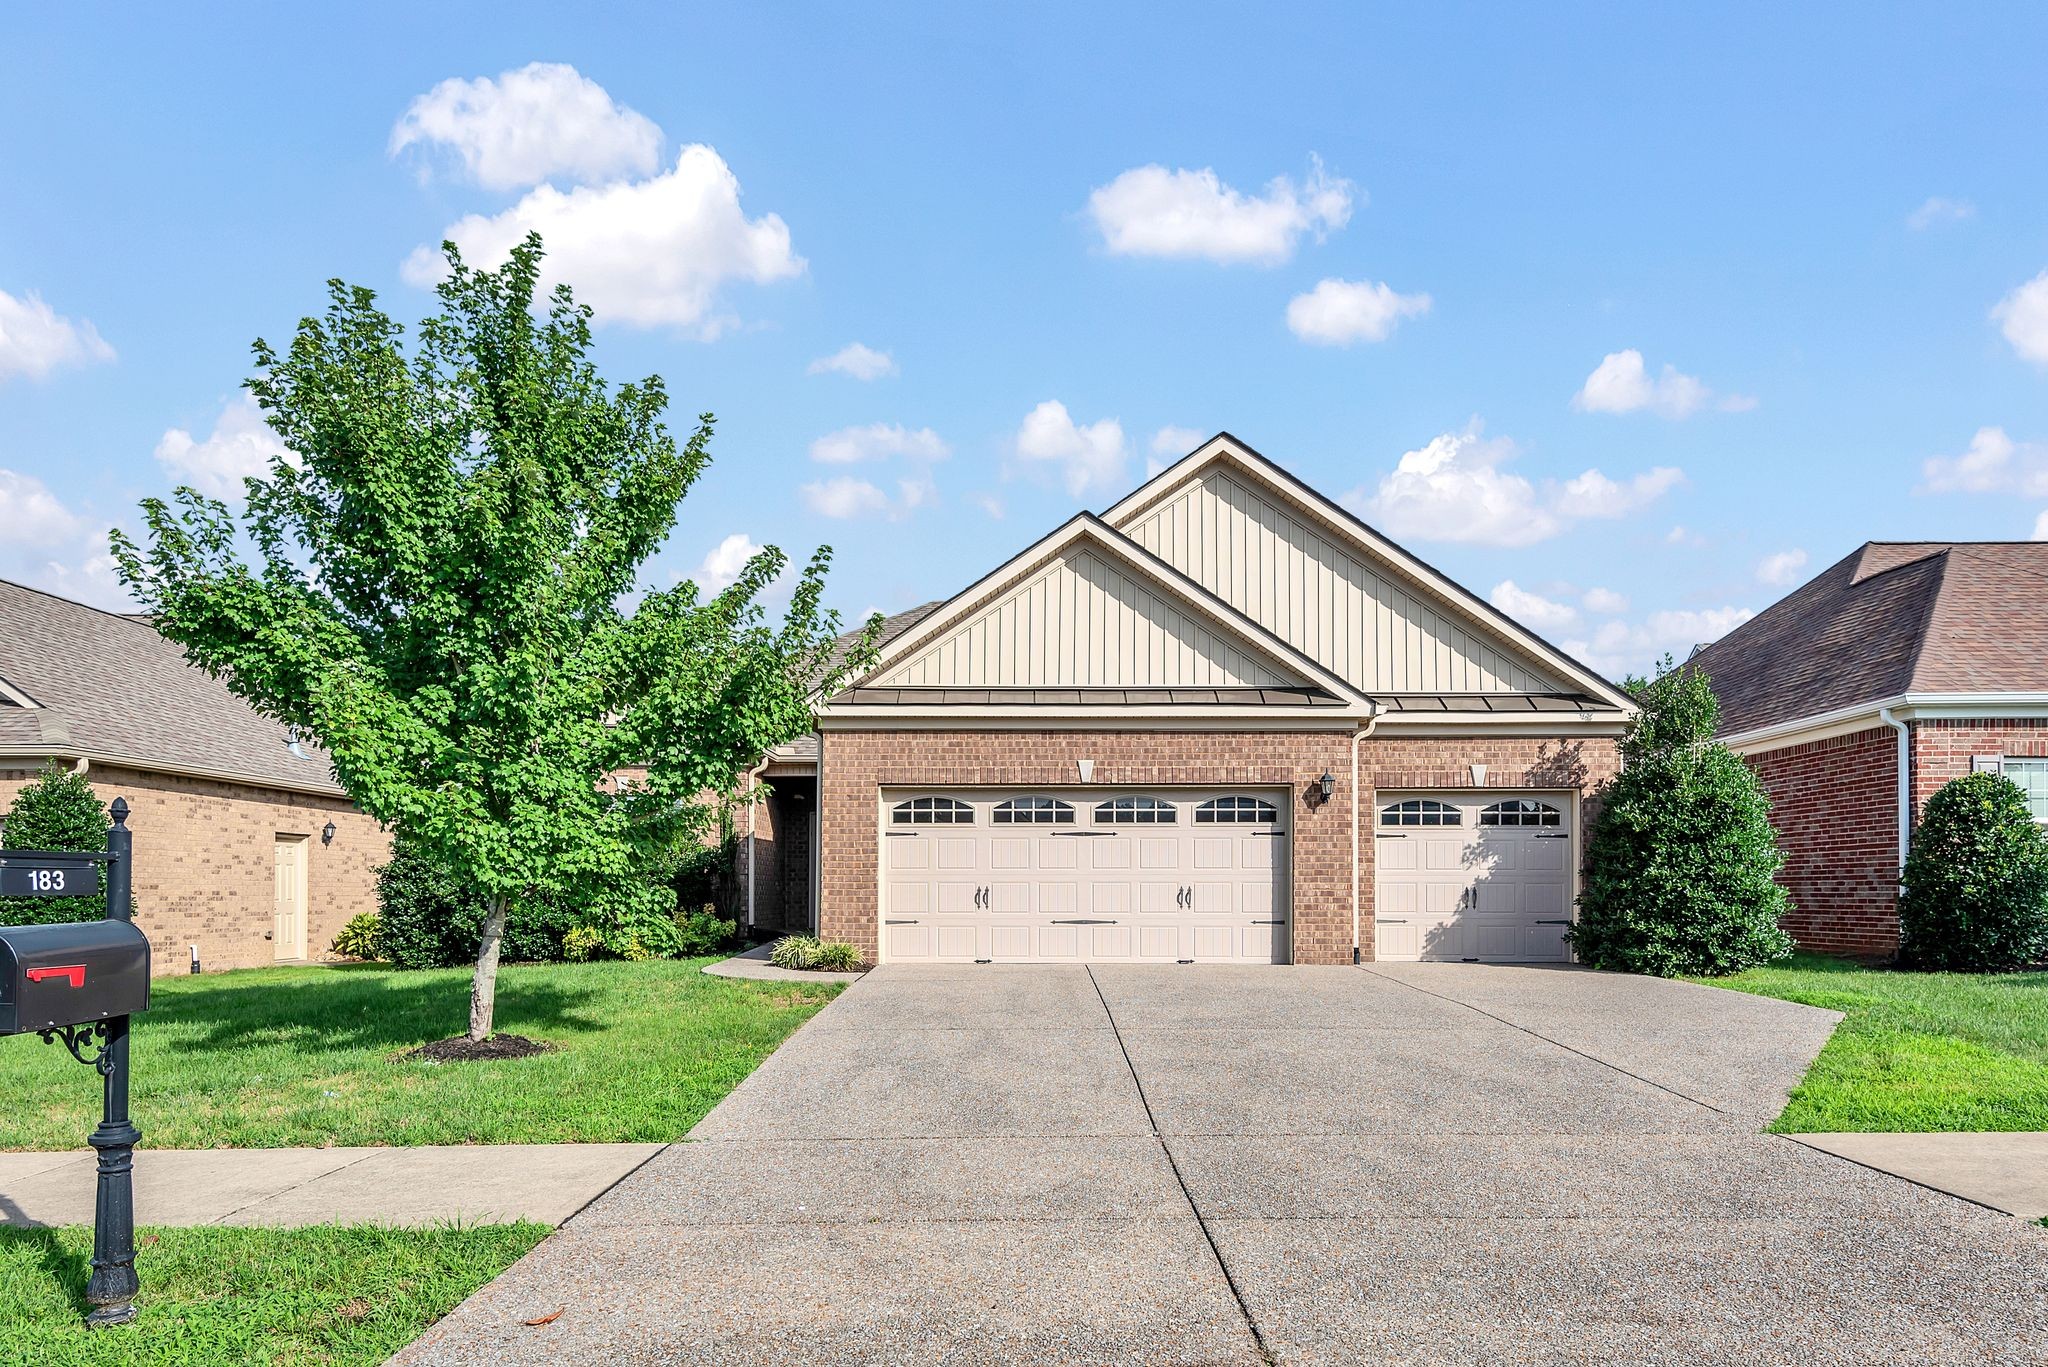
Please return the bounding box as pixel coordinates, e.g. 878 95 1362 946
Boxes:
402 1033 556 1063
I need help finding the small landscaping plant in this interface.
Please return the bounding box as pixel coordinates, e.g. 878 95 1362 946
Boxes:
330 911 382 960
810 940 863 971
1899 771 2048 972
0 762 111 925
1569 660 1795 977
769 935 862 971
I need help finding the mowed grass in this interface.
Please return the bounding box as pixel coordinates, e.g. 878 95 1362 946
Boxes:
0 958 842 1149
0 1222 545 1367
1703 954 2048 1132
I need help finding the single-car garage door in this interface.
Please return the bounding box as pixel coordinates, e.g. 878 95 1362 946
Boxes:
1373 792 1575 962
881 788 1289 964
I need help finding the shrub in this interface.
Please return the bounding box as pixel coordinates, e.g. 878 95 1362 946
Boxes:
1569 661 1795 977
769 935 821 970
810 940 863 972
562 926 605 961
330 912 381 960
675 907 739 956
673 836 740 920
1900 771 2048 972
0 763 111 926
374 838 579 969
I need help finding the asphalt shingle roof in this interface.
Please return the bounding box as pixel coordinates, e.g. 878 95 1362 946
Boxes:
0 579 344 794
1689 542 2048 737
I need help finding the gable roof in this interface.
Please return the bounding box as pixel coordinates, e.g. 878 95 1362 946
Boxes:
0 579 346 796
1104 433 1635 711
831 513 1368 715
1689 542 2048 737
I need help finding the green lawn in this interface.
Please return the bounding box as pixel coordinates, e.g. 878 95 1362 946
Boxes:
0 1222 545 1366
1703 953 2048 1132
0 958 841 1149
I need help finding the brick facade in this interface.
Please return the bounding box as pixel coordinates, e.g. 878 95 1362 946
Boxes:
0 763 387 975
814 727 1618 965
1910 718 2048 809
1743 727 1902 957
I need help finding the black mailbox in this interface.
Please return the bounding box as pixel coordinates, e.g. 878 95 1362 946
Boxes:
0 921 151 1035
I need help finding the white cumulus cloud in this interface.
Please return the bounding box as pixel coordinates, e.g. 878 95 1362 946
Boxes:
1489 581 1579 633
1346 421 1683 548
1084 157 1353 265
153 395 290 500
799 474 935 521
2035 510 2048 541
0 469 83 547
1582 586 1629 615
1907 197 1975 230
1014 400 1129 497
390 62 662 191
1572 349 1750 419
807 342 897 381
808 423 948 465
1994 272 2048 368
0 289 114 383
691 532 767 593
402 144 804 336
1286 278 1431 346
969 492 1005 520
1151 425 1205 457
1920 426 2048 498
1756 549 1810 587
1563 606 1755 680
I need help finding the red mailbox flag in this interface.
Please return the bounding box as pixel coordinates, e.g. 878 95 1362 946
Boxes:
26 965 87 988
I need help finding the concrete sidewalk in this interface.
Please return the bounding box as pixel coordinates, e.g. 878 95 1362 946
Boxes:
702 942 864 984
1794 1131 2048 1218
0 1143 663 1228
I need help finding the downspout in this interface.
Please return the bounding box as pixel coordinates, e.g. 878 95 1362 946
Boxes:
743 759 768 932
1350 709 1381 965
1879 706 1911 881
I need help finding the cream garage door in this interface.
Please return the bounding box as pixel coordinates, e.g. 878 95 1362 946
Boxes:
1373 793 1575 962
881 788 1289 964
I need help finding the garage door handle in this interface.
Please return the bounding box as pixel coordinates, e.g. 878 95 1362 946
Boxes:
1533 919 1568 925
1376 918 1408 923
885 919 919 925
1050 919 1117 925
1535 834 1569 840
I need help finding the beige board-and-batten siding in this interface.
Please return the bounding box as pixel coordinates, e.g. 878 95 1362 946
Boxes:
816 728 1618 966
0 762 388 975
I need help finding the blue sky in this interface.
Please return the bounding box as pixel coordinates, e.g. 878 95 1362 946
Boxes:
5 4 2047 677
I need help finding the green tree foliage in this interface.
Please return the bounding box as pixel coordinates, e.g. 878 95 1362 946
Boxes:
1899 771 2048 972
1569 661 1795 977
113 235 875 1038
0 763 109 926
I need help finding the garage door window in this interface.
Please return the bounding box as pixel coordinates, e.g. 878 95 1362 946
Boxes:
893 796 974 825
1095 796 1177 824
1195 795 1278 824
1479 798 1562 827
1380 799 1460 826
992 797 1076 824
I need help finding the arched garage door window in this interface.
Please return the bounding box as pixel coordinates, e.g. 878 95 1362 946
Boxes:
892 796 974 825
1095 796 1177 824
992 797 1076 824
1195 796 1278 824
1380 799 1460 827
1479 798 1561 827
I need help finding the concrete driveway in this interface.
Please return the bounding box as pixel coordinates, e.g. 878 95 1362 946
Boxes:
396 964 2048 1366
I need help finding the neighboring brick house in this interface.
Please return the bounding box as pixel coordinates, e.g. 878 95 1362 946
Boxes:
1689 542 2048 958
0 580 387 974
744 433 1633 966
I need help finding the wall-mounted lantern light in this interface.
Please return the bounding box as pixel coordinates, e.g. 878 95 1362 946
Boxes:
1316 772 1336 803
321 821 336 846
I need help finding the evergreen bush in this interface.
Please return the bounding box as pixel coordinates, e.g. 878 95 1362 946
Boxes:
1569 662 1795 977
0 763 111 926
1899 771 2048 971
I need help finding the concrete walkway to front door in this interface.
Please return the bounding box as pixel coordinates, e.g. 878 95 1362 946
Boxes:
395 963 2048 1366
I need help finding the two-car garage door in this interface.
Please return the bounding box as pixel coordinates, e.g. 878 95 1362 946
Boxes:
881 788 1289 964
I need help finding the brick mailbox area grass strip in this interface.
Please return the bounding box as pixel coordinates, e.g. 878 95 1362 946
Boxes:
0 1222 547 1367
1703 953 2048 1133
0 958 843 1150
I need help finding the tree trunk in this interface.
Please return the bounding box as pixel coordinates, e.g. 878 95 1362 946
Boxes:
468 895 509 1042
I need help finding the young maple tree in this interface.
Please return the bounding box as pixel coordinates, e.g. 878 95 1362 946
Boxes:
114 235 873 1040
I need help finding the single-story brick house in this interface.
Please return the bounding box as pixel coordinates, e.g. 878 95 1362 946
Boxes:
1688 541 2048 958
0 579 387 973
745 434 1633 965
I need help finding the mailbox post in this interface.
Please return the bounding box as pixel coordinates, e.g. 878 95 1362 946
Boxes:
0 797 147 1328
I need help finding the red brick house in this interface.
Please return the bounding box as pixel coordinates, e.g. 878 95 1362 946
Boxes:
1689 542 2048 958
746 434 1633 965
0 579 388 973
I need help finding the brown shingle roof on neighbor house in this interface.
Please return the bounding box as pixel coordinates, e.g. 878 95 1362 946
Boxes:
1688 542 2048 737
0 579 345 795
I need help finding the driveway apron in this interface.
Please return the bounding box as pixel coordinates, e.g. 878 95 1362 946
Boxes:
394 963 2048 1366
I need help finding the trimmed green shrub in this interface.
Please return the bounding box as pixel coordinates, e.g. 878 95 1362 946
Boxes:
374 837 579 969
0 763 110 926
768 935 821 970
1900 771 2048 972
675 907 739 956
1569 662 1795 977
330 912 381 960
